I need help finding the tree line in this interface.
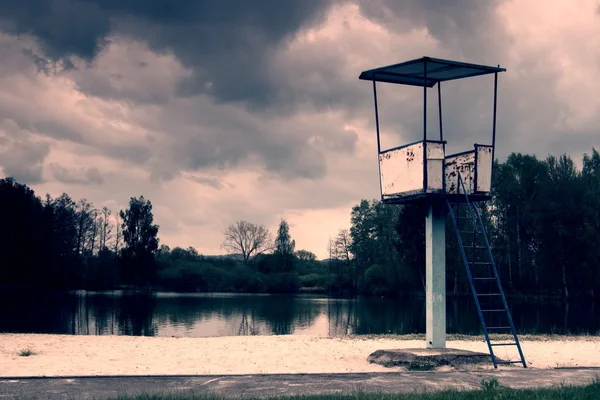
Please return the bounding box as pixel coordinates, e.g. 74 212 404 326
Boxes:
0 180 159 290
1 149 599 298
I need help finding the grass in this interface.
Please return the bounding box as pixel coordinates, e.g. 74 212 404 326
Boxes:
102 379 600 399
17 348 36 357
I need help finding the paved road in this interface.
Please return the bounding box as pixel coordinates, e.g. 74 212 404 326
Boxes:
1 369 599 399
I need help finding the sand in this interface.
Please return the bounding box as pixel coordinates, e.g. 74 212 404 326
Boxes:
1 334 599 377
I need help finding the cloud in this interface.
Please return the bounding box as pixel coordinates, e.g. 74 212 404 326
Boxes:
0 118 50 184
188 175 226 190
48 163 104 185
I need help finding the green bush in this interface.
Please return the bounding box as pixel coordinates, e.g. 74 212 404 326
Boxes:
299 273 327 288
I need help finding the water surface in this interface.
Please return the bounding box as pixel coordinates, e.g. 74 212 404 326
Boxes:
0 291 597 337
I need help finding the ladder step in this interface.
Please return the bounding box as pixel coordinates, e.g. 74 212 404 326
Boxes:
496 360 524 364
481 309 505 312
487 326 511 329
491 343 517 347
473 278 495 281
463 246 489 249
470 262 492 265
477 293 501 296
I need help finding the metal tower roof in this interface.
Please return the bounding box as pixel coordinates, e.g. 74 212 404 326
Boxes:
359 56 506 87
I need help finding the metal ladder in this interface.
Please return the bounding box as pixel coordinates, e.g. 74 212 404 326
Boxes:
446 172 527 368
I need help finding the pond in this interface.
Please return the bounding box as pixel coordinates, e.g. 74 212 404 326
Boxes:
0 291 598 337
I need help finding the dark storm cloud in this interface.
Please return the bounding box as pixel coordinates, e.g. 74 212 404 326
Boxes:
0 0 110 62
357 0 508 61
0 0 337 109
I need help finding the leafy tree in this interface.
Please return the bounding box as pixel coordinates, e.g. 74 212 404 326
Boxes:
486 155 542 293
0 178 46 286
581 149 600 296
395 203 427 292
169 246 201 261
119 196 160 287
46 193 79 288
222 220 273 268
350 199 403 293
350 200 377 272
157 244 171 256
535 154 584 298
296 249 317 262
273 219 296 273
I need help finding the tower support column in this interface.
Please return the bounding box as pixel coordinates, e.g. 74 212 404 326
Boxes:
426 199 446 349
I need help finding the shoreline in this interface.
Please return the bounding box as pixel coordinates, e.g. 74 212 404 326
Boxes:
2 333 600 378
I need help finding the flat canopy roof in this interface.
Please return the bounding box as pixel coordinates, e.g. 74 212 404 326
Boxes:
359 56 506 87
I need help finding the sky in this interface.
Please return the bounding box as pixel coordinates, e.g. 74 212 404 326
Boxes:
0 0 599 259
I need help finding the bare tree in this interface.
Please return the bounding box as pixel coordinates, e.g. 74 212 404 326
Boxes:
99 206 113 251
333 229 354 291
113 213 123 259
87 208 99 256
221 220 273 267
75 199 95 259
334 229 352 265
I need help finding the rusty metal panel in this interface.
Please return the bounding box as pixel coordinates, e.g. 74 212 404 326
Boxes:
444 151 475 195
426 142 444 191
476 145 493 193
379 142 424 197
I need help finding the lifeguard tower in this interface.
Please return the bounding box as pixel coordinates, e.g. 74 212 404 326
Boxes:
359 57 526 368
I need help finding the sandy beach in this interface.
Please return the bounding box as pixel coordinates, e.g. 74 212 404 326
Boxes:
1 334 599 377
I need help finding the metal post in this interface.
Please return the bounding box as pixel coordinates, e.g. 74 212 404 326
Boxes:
438 82 443 142
491 72 498 165
373 77 383 200
426 199 446 349
423 61 428 142
373 79 382 154
438 81 446 192
423 59 428 191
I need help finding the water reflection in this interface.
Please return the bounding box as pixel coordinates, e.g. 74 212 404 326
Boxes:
0 291 598 337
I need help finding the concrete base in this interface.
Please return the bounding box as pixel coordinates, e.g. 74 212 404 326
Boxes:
368 348 502 370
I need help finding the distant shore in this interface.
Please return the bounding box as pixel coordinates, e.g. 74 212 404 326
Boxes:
1 333 599 377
